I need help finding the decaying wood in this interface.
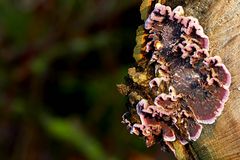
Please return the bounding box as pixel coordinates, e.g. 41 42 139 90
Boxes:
138 0 240 159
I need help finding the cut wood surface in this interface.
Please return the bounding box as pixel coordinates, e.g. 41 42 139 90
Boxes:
167 0 240 159
139 0 240 159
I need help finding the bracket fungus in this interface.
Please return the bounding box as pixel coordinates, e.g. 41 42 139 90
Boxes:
118 3 231 154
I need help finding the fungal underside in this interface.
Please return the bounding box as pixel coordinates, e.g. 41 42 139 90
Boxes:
118 3 231 153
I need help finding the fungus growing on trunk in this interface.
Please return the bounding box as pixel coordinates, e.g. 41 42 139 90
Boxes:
118 3 231 153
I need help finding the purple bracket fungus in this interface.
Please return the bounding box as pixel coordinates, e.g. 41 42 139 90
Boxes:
118 3 231 154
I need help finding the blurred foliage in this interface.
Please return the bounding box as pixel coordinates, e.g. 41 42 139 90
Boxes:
0 0 175 160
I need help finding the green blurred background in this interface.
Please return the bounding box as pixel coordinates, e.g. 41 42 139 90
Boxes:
0 0 175 159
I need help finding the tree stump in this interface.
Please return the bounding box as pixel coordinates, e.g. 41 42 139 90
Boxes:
182 0 240 159
139 0 240 159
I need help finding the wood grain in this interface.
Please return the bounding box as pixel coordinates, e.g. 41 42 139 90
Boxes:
139 0 240 159
182 0 240 159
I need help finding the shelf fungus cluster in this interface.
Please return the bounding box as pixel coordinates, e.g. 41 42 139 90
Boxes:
117 3 231 152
